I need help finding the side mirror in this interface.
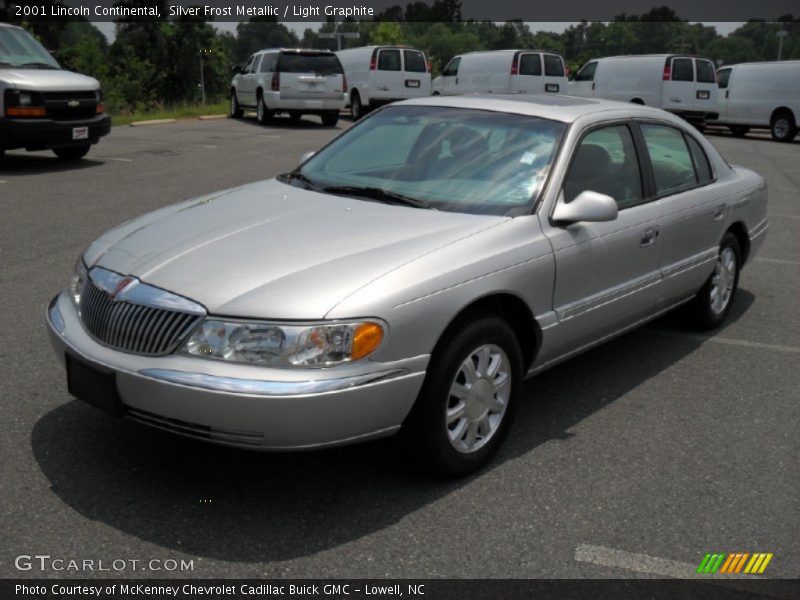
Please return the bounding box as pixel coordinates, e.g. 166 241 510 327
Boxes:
299 151 315 164
552 190 618 224
231 65 242 74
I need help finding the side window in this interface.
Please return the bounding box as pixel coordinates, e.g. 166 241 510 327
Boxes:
519 53 542 76
403 50 426 73
696 60 715 84
574 61 597 82
260 53 277 73
717 68 731 89
544 54 564 77
442 56 460 77
640 123 698 195
242 55 255 74
378 49 401 72
685 135 713 184
671 58 694 82
564 124 642 209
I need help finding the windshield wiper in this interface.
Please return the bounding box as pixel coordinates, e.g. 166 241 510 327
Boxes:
278 170 322 192
322 185 434 210
20 62 59 70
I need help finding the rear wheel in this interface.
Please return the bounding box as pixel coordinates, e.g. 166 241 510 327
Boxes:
350 92 363 121
53 145 91 161
689 232 741 329
256 92 272 125
729 125 749 137
229 91 243 118
402 314 523 477
320 111 339 127
771 110 797 142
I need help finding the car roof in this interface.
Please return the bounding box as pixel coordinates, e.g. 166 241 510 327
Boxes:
399 94 671 124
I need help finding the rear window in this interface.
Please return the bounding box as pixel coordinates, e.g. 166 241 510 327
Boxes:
696 60 715 84
544 54 564 77
403 50 426 73
519 54 541 76
378 49 401 72
277 52 343 75
672 58 694 82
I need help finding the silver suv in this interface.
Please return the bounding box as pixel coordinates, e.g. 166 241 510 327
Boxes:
230 49 347 127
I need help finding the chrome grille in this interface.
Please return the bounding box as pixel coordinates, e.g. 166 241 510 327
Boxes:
80 271 203 356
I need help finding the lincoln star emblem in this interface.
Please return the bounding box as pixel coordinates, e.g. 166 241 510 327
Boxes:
67 100 80 107
109 276 135 300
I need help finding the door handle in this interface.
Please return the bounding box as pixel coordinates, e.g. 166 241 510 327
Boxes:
713 205 726 221
725 90 730 99
591 82 595 91
640 227 659 247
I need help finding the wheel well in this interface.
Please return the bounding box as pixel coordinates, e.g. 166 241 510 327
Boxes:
727 222 750 264
350 89 360 101
630 97 644 105
440 294 540 369
771 106 796 124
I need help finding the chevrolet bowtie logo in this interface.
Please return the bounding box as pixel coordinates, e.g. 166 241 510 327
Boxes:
67 100 80 107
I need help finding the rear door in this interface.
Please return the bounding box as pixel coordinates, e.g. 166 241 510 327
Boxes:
693 58 718 113
542 53 567 94
402 49 430 98
568 60 598 97
512 52 543 93
276 51 344 100
663 56 695 112
373 48 403 101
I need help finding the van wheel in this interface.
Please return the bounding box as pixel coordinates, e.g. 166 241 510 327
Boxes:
229 91 243 119
53 145 91 161
401 313 523 477
771 110 797 142
350 92 363 121
689 232 741 330
256 92 272 125
729 126 749 137
288 111 302 122
321 111 339 127
630 98 644 105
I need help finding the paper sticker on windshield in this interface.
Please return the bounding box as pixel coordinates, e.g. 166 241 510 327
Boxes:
520 152 537 165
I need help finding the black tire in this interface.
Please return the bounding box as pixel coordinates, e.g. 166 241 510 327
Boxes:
401 313 524 477
53 145 91 161
630 98 644 105
689 232 741 330
229 90 243 119
288 111 302 122
256 92 272 125
729 125 749 137
770 110 797 142
320 111 339 127
350 91 363 121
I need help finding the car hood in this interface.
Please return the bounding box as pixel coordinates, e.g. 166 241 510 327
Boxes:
86 179 507 319
1 68 99 91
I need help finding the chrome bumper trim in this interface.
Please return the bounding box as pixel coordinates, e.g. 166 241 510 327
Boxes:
137 367 410 396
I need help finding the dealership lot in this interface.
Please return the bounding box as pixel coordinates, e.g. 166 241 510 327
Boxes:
0 118 798 579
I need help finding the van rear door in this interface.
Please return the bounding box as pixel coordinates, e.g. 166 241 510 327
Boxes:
372 48 404 101
542 53 567 93
276 51 344 100
401 49 430 98
693 58 718 115
663 56 695 112
512 52 543 93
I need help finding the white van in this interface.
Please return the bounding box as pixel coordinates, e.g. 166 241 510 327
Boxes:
567 54 719 126
0 23 110 161
432 50 568 96
336 45 431 120
709 61 800 142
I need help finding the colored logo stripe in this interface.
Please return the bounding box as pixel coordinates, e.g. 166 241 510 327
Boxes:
697 553 773 574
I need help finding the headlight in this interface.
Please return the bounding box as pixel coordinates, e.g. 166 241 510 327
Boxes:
69 257 88 306
180 319 385 367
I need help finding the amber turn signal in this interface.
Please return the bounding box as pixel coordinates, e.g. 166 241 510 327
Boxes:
96 102 105 114
351 322 384 360
6 106 46 117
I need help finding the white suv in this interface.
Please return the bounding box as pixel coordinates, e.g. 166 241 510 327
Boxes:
230 49 347 127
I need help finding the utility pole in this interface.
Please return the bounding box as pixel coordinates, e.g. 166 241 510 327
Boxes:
199 49 212 104
776 30 788 61
318 24 360 51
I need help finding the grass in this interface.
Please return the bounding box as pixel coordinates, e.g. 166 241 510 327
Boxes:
110 101 228 126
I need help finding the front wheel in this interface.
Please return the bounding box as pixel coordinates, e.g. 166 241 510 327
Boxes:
689 232 741 329
229 91 243 118
53 145 91 161
402 314 523 477
320 111 339 127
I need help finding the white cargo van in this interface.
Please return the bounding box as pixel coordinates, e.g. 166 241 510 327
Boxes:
0 23 110 161
567 54 719 126
432 50 568 96
336 45 431 120
709 61 800 142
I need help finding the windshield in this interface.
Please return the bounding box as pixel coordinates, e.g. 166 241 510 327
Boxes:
0 27 60 69
295 105 566 216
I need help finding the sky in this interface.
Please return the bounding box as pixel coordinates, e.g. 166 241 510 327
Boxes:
92 21 746 42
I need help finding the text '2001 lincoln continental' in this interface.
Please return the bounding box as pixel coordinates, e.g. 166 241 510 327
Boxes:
47 95 768 475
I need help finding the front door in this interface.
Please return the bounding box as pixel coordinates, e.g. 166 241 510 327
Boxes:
568 60 598 98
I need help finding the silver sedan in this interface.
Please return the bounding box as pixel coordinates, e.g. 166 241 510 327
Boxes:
47 95 768 476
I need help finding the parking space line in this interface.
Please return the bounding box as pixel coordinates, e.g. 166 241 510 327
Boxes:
102 157 133 162
645 329 800 354
756 257 800 266
575 543 701 578
767 213 800 220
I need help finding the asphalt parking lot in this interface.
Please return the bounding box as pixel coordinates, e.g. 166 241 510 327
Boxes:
1 115 798 581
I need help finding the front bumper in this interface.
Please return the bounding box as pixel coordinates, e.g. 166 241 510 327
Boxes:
0 113 111 151
47 291 427 450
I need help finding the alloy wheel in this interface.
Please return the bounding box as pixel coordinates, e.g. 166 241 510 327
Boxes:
710 247 736 315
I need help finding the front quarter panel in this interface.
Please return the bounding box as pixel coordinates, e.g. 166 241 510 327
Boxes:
326 216 556 365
